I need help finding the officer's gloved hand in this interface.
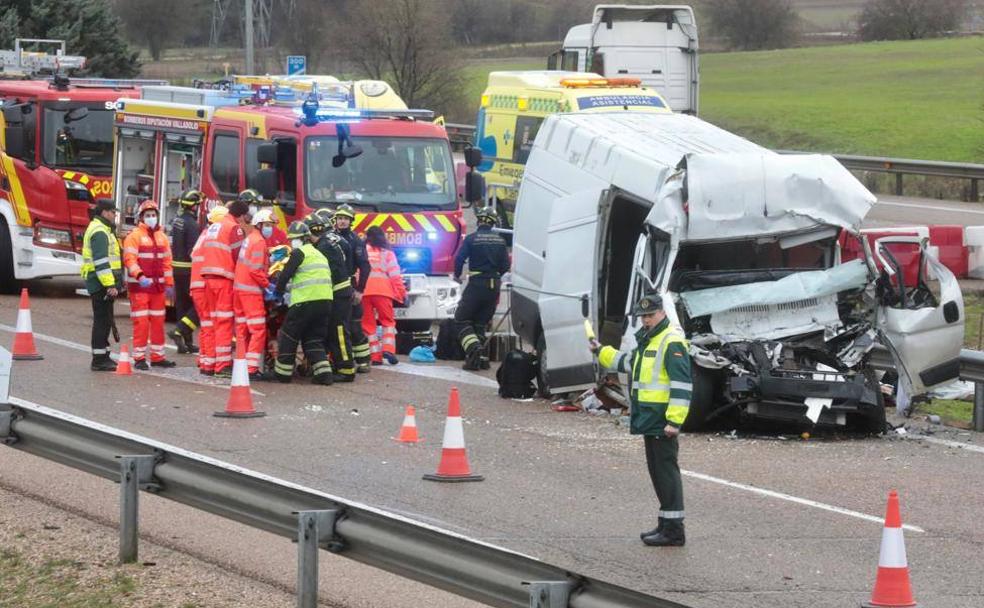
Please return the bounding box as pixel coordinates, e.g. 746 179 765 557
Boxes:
588 338 601 354
264 286 278 302
138 276 153 288
164 286 175 299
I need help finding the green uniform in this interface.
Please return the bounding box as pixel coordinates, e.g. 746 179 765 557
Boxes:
80 217 122 364
599 318 691 524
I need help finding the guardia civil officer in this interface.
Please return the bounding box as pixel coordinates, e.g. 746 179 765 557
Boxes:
591 293 691 547
80 199 123 371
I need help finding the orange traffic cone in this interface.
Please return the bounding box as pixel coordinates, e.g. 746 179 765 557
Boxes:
115 343 133 376
393 405 421 443
214 341 265 418
423 387 483 482
865 491 917 607
11 288 42 360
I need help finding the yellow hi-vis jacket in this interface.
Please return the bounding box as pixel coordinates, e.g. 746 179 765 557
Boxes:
598 318 692 436
81 217 122 292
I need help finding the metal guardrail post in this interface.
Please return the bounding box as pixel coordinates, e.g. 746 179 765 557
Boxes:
975 382 984 433
117 455 157 564
296 509 340 608
895 173 904 196
524 581 572 607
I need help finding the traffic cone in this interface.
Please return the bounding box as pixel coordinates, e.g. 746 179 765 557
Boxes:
865 491 917 607
393 405 421 443
214 341 265 418
423 387 483 482
115 343 133 376
11 288 42 360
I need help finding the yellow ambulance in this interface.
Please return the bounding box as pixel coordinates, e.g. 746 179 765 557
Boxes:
472 71 671 218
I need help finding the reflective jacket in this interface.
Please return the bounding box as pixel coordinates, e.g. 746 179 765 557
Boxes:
81 217 122 292
190 232 207 290
287 243 333 306
123 223 173 294
365 245 406 302
201 214 244 280
170 209 200 273
598 318 692 436
234 230 270 294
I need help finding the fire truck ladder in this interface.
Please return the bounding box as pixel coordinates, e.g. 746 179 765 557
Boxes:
0 39 86 76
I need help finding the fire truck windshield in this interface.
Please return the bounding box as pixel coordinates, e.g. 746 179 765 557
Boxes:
42 103 115 172
305 136 455 211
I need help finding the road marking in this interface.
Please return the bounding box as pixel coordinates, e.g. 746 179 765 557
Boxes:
0 324 263 396
682 470 925 533
910 434 984 454
876 200 984 216
374 361 499 388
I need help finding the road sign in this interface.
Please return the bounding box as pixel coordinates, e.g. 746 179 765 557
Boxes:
287 55 306 77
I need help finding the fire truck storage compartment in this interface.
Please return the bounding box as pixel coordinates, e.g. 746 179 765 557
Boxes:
117 130 156 228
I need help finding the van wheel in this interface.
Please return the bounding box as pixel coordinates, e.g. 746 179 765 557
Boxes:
0 218 19 294
535 332 552 399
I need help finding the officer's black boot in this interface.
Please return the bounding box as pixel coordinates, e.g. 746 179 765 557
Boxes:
90 355 116 372
642 520 685 547
462 346 482 371
640 517 665 540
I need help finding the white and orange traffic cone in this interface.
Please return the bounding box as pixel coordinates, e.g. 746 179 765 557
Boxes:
393 405 421 443
11 288 42 361
115 343 133 376
214 341 265 418
865 490 917 607
423 387 483 482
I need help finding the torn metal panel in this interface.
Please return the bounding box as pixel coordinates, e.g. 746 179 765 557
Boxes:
679 259 869 318
709 293 842 341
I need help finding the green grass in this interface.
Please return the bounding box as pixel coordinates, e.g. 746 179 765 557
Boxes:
0 549 139 608
921 398 974 426
699 37 984 162
962 294 984 349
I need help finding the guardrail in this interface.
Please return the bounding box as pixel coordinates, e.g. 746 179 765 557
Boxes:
443 123 984 202
0 389 688 608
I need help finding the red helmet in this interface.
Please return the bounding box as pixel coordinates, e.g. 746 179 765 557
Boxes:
137 200 159 216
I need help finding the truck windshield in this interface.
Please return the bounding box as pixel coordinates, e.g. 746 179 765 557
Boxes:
305 136 455 211
42 103 115 171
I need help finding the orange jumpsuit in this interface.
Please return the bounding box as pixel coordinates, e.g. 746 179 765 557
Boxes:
201 214 244 373
361 245 406 363
233 229 270 374
189 232 213 372
123 223 173 363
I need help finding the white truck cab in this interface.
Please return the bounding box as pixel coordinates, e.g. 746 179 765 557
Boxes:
548 4 699 114
511 112 963 431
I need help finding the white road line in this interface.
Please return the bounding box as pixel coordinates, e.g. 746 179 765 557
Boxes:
374 361 499 388
876 200 984 216
0 324 264 396
682 470 925 533
910 434 984 454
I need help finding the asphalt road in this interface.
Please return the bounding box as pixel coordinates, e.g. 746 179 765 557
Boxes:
2 280 984 608
864 194 984 228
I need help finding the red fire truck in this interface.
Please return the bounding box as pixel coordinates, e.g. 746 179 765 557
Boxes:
0 76 158 291
114 84 466 328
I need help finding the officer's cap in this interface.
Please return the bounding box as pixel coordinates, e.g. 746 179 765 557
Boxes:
631 293 663 316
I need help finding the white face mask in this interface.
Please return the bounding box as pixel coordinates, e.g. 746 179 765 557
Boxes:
291 239 303 249
144 215 158 229
261 226 273 239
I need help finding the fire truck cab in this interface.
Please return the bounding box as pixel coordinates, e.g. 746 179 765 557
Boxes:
0 76 152 291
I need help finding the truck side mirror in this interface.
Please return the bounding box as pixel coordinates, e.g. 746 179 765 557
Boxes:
2 106 25 160
547 51 560 70
465 171 485 205
257 142 279 166
254 168 278 200
464 146 482 169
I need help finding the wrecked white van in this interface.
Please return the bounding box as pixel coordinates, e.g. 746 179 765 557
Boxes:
510 112 963 430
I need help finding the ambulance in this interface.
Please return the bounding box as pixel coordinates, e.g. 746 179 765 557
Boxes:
472 71 670 222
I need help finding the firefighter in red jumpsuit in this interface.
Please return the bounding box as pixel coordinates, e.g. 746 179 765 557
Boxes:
122 201 176 369
234 208 275 380
200 199 249 378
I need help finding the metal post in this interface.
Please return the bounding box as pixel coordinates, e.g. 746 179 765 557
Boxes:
524 581 572 608
972 178 979 203
296 510 339 608
117 455 157 564
974 382 984 433
895 173 903 196
244 0 254 74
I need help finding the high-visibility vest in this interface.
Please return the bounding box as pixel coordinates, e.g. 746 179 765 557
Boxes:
364 245 406 301
289 243 333 306
201 214 244 280
190 232 207 290
81 219 121 288
234 230 270 294
122 223 173 293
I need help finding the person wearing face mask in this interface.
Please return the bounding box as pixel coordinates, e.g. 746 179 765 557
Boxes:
233 208 275 380
122 201 176 369
201 198 249 378
238 189 287 247
191 205 229 376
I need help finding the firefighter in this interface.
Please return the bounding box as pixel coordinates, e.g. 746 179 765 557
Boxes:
454 207 510 371
239 188 288 247
269 221 335 385
234 209 275 380
591 293 691 547
192 205 229 375
169 189 205 354
333 204 372 372
201 199 249 378
310 209 356 381
81 199 123 371
122 201 176 369
362 225 405 365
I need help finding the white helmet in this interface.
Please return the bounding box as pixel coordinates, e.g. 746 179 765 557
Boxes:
251 208 276 226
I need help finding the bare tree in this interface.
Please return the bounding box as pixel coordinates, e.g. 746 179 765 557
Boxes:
704 0 800 50
334 0 464 112
115 0 198 60
858 0 967 40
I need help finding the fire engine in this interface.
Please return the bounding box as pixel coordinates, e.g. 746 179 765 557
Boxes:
0 41 162 292
112 83 464 329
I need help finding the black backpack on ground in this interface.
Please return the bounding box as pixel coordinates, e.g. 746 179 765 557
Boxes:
435 318 465 360
496 349 537 399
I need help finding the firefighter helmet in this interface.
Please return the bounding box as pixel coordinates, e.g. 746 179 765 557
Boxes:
476 206 498 225
137 200 159 217
178 189 205 206
303 213 326 235
313 208 335 227
251 208 276 226
333 204 356 220
207 205 229 224
237 188 265 205
287 220 311 240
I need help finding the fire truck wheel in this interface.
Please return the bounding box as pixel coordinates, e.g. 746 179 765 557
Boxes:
0 217 19 294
